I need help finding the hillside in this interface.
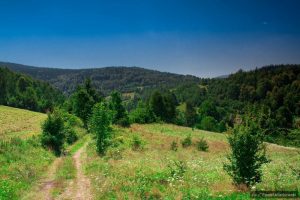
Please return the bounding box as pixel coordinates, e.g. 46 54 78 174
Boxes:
0 62 201 95
0 67 64 112
82 123 300 199
0 106 299 199
0 105 46 139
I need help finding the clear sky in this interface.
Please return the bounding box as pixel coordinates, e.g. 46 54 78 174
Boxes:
0 0 300 77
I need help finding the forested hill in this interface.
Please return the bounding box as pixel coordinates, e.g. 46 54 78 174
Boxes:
0 62 200 95
0 67 64 112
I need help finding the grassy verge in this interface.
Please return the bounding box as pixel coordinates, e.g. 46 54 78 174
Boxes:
0 137 54 200
83 124 300 199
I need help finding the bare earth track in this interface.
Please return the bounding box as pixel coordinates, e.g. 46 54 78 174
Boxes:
24 142 92 200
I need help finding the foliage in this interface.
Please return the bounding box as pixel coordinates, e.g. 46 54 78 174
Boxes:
196 138 209 152
168 160 187 178
185 101 197 127
41 109 65 156
149 91 166 121
224 120 269 187
109 91 126 121
64 125 78 145
115 115 131 127
170 141 178 151
149 91 177 123
71 78 102 127
89 102 112 155
181 134 192 148
0 67 64 112
196 116 219 132
131 134 145 151
129 101 155 124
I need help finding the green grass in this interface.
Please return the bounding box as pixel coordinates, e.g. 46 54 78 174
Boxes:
51 156 76 198
83 123 300 199
69 134 89 155
0 137 55 200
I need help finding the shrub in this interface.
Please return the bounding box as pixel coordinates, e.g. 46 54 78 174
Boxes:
181 134 192 148
131 135 144 151
224 120 269 187
41 109 65 156
196 138 209 152
170 141 178 151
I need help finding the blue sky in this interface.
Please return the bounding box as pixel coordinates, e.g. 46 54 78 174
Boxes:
0 0 300 77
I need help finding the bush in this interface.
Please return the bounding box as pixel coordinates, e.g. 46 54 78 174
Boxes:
170 141 178 151
224 120 269 187
131 135 144 151
181 134 192 148
196 138 209 152
41 110 65 156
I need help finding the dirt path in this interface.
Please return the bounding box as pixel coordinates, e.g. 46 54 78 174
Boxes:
58 142 92 200
22 157 62 200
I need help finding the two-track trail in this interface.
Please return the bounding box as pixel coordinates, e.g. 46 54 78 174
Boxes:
23 141 92 200
58 142 92 200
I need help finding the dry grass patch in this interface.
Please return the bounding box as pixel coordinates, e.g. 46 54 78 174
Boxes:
0 106 46 139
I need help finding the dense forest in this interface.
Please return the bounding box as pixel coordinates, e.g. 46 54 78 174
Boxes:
171 65 300 146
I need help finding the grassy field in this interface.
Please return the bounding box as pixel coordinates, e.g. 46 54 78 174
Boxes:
0 106 53 199
0 105 46 139
84 123 300 199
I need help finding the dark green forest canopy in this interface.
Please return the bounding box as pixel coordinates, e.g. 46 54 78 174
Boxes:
0 67 64 112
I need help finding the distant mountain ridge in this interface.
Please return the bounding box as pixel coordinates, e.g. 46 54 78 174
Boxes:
0 62 201 95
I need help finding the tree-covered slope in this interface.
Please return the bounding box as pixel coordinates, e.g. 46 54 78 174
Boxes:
0 67 64 112
1 62 200 95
